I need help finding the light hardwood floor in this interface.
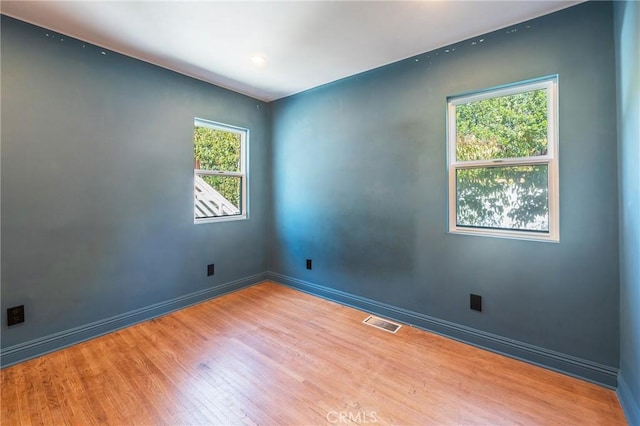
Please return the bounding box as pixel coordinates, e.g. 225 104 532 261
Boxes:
1 281 627 425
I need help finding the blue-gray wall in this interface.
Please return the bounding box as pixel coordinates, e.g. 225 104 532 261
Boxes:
614 1 640 423
270 1 620 386
1 16 269 363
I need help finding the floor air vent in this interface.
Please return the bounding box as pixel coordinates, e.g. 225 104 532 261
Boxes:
362 315 402 334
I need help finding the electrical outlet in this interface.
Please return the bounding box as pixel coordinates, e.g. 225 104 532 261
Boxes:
306 259 312 270
207 264 215 276
470 294 482 312
7 305 25 326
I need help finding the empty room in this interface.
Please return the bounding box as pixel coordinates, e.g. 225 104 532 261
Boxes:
1 0 638 424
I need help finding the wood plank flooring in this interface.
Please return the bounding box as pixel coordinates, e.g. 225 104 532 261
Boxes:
1 281 627 425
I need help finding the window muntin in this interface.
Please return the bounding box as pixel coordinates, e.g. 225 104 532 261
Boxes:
447 77 558 241
194 118 247 223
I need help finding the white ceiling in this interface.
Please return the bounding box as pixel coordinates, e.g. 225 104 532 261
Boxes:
1 1 583 101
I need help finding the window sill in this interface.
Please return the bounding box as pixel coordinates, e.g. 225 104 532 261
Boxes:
448 227 559 243
195 214 248 224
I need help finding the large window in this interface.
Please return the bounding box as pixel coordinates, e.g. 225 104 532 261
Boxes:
447 77 559 242
194 118 248 223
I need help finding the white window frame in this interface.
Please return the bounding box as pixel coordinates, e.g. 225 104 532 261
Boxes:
194 118 248 224
447 76 559 242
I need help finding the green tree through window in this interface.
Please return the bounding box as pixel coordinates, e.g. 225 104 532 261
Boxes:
194 126 241 207
193 119 247 221
456 89 548 161
448 77 559 241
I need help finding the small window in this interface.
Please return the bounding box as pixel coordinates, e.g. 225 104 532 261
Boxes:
447 77 559 242
194 118 248 223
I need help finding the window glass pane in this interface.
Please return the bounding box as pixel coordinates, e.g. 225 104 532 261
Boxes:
194 126 241 172
195 174 241 218
455 89 548 161
456 165 549 231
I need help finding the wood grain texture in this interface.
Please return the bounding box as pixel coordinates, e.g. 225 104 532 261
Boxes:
1 281 627 425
